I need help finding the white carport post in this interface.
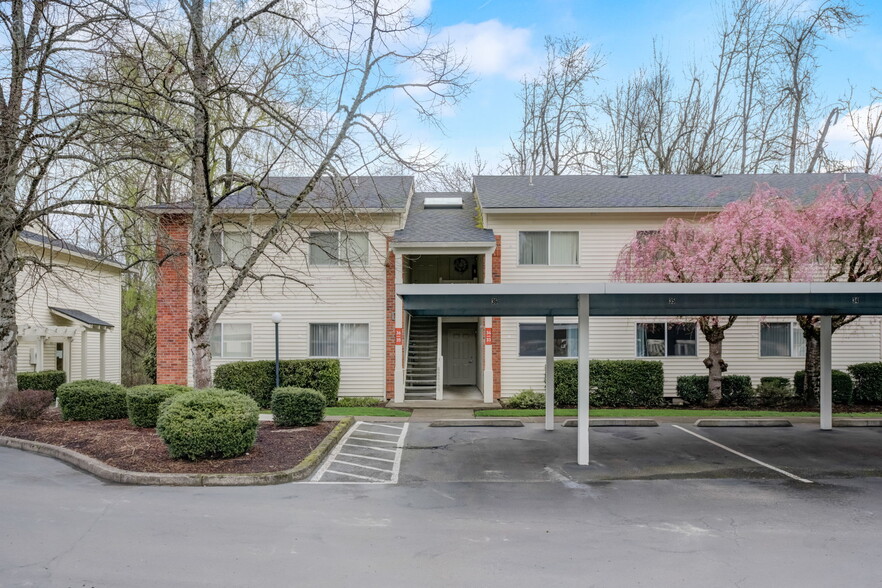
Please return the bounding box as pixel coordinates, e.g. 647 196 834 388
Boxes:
99 329 106 381
577 293 590 466
545 315 554 431
820 316 833 430
80 330 88 380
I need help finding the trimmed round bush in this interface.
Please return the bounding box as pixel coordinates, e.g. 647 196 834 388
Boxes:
846 363 881 404
156 389 259 460
17 370 66 395
794 370 854 405
271 387 326 427
214 359 340 408
554 360 664 408
56 380 127 421
755 380 795 408
505 389 545 409
126 385 191 428
2 389 54 419
676 375 754 406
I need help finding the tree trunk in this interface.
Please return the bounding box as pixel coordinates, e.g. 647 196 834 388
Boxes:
802 332 820 407
702 331 728 407
187 0 214 390
0 234 18 407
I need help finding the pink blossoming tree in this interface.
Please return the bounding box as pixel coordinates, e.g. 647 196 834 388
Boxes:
614 187 810 406
796 182 882 404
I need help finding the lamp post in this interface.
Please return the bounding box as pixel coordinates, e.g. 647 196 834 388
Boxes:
271 313 282 388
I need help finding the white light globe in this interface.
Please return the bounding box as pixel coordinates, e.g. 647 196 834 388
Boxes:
271 312 283 324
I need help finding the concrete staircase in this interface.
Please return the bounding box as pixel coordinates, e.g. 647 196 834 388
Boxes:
405 317 439 399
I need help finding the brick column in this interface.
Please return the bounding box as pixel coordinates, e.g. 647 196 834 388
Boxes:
492 235 502 399
156 215 189 385
385 237 396 399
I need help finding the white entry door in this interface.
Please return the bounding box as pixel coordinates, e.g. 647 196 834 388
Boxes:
444 325 477 386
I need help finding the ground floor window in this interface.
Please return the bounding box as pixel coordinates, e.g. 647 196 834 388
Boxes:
310 323 369 358
518 323 578 357
636 322 697 357
211 323 252 358
760 322 806 357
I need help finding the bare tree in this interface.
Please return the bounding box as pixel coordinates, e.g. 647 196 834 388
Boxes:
845 89 882 173
0 1 127 405
98 0 469 388
777 1 862 173
503 35 604 176
421 149 488 192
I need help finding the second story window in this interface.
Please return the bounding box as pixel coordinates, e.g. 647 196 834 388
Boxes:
309 231 369 266
518 231 578 265
210 230 249 266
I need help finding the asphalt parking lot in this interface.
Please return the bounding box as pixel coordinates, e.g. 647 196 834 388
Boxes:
399 422 882 484
2 422 882 587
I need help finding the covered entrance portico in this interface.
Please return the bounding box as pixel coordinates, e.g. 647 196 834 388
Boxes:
398 282 882 466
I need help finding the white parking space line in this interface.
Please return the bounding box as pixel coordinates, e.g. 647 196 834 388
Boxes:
325 469 386 482
351 430 401 437
338 452 395 463
334 460 393 473
672 425 813 484
362 423 405 431
345 444 398 453
310 421 409 484
349 436 399 444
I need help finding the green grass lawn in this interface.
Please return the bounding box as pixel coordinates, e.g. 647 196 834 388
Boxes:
474 408 882 418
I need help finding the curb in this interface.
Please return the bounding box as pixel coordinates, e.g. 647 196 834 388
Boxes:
695 418 792 427
561 418 659 427
0 417 354 486
832 418 882 427
429 418 524 427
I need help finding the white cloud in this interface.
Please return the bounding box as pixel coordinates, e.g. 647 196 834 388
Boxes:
440 20 537 80
825 103 882 170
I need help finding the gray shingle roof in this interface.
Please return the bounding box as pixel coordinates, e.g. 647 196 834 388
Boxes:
19 230 125 268
146 176 413 213
49 307 114 328
394 192 495 244
474 173 876 209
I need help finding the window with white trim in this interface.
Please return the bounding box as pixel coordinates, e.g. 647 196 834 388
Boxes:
210 323 252 358
210 230 250 266
518 323 578 357
636 322 697 357
309 323 369 358
760 322 806 357
309 231 369 266
518 231 578 265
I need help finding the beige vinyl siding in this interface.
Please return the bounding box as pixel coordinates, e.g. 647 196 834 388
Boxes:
15 245 123 384
205 214 402 397
488 211 882 398
500 315 882 398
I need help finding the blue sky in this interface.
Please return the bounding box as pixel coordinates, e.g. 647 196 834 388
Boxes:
399 0 882 169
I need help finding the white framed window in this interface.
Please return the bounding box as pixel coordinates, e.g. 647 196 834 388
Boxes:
518 323 578 357
309 231 369 266
210 230 250 266
309 323 369 358
211 323 252 358
760 322 806 357
636 322 697 357
518 231 578 265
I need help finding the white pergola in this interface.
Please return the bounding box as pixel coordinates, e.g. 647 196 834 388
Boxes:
398 282 882 466
18 307 114 381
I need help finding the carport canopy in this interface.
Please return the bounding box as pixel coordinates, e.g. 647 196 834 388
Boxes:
397 282 882 465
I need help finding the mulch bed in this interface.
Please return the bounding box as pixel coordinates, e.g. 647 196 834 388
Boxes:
0 408 336 474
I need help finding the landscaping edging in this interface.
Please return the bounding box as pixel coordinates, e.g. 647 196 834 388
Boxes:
0 417 354 486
